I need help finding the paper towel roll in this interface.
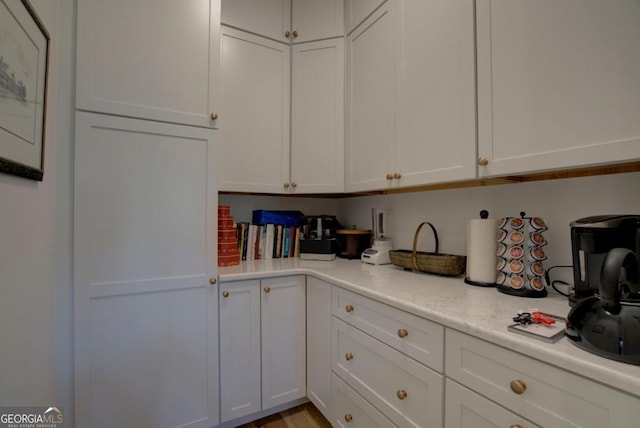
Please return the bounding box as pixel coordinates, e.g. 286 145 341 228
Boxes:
467 219 498 284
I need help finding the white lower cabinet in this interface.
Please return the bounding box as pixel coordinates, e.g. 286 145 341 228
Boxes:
306 277 333 420
445 379 538 428
332 374 396 428
219 276 306 423
331 286 444 428
446 329 640 428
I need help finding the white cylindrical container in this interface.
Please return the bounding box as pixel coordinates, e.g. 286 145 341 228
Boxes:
466 214 498 284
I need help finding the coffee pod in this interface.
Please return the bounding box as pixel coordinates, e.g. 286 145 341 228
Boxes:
497 218 509 230
529 231 547 246
497 230 508 243
527 261 546 277
508 246 525 260
528 276 545 291
497 272 507 285
497 258 507 271
509 217 525 230
507 259 525 274
529 217 547 231
528 246 547 261
508 231 525 245
496 243 507 257
508 274 525 289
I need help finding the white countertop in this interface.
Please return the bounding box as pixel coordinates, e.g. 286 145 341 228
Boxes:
219 258 640 398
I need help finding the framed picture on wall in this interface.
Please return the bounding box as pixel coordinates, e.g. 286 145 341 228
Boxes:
0 0 50 181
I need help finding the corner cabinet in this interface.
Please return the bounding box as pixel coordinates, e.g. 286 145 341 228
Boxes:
218 276 306 424
76 0 221 128
217 26 291 193
476 0 640 176
74 112 219 428
345 0 477 192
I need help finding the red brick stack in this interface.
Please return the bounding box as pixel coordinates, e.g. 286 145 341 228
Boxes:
218 205 240 266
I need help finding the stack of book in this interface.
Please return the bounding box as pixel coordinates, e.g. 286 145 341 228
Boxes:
236 223 301 261
218 205 240 266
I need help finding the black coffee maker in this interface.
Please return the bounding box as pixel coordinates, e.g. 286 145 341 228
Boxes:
569 215 640 306
566 215 640 365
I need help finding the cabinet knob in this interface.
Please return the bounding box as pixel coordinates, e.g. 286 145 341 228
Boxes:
478 157 489 166
393 172 402 179
345 304 354 313
345 352 354 361
222 290 229 298
291 182 297 188
344 414 353 423
397 328 409 338
284 182 290 188
396 389 408 400
285 30 291 38
210 112 218 120
292 30 298 38
510 380 527 395
209 277 217 285
264 286 271 293
386 173 394 180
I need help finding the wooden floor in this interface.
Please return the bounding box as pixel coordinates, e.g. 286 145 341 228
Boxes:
236 403 332 428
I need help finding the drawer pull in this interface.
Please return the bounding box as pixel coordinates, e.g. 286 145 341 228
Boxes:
344 414 353 423
264 286 271 293
510 425 523 428
345 304 354 313
510 380 527 395
345 352 354 361
222 290 229 298
396 389 408 400
397 328 409 338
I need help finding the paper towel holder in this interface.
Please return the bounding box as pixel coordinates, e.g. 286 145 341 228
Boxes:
464 210 499 287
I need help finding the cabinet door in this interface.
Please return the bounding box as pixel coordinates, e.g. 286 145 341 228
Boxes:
345 0 387 34
76 0 220 128
291 38 345 193
306 278 333 421
395 0 476 187
219 280 262 422
476 0 640 177
345 2 396 192
261 276 307 409
293 0 344 43
218 27 291 193
74 112 219 428
444 379 539 428
332 374 397 428
221 0 291 42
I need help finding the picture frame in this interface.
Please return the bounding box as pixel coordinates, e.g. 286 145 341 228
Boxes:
0 0 50 181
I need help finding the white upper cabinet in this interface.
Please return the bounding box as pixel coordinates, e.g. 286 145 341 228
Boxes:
76 0 221 128
345 2 396 192
291 38 345 193
217 27 291 193
222 0 291 42
222 0 343 43
476 0 640 177
346 0 476 192
292 0 344 43
394 0 476 187
345 0 387 34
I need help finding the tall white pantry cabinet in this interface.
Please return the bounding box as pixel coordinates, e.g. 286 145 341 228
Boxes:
74 1 221 427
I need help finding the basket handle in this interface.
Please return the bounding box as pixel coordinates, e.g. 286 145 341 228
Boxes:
411 222 440 270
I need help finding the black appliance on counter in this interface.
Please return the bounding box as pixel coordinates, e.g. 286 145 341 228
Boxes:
566 215 640 365
299 215 342 260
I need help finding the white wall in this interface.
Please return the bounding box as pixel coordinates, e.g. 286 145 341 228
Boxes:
219 194 339 224
337 172 640 269
0 0 74 423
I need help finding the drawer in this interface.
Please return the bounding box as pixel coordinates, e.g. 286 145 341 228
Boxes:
333 317 443 428
332 373 397 428
446 329 640 428
445 379 539 428
333 286 444 372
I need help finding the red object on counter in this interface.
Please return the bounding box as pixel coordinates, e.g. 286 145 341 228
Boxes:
531 311 556 325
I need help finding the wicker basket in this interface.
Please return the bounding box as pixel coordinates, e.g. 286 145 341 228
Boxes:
389 222 466 276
